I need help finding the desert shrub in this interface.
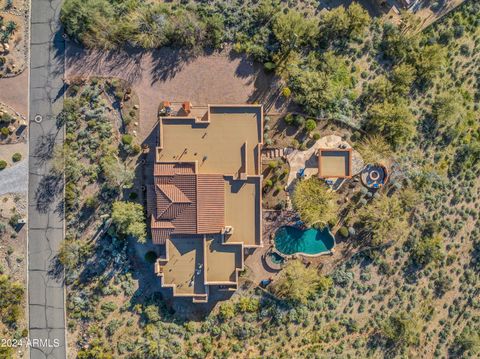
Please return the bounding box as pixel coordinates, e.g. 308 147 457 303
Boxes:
284 113 294 125
121 134 133 145
0 160 6 170
338 226 349 238
282 87 291 97
305 119 316 132
11 153 22 162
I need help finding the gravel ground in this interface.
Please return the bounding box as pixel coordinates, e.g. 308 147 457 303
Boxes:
0 159 27 195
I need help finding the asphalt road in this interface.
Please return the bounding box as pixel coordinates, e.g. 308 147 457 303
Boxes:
28 0 67 358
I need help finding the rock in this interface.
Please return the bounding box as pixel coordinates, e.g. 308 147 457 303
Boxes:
133 104 139 110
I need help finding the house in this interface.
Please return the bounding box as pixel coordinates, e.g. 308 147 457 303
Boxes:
147 103 263 303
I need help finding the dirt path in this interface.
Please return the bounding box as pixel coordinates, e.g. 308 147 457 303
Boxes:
65 43 286 141
0 70 29 117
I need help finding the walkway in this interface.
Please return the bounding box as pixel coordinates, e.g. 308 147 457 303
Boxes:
28 0 67 357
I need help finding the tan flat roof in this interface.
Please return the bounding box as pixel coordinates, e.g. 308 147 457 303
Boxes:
161 237 206 295
318 149 352 178
224 177 261 247
205 236 242 283
158 106 262 177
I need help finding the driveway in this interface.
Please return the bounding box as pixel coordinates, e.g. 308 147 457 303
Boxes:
0 71 29 117
65 43 286 140
0 160 27 195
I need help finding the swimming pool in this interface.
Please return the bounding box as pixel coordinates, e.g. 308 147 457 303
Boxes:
274 226 335 256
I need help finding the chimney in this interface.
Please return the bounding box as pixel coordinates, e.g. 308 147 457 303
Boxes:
182 101 191 115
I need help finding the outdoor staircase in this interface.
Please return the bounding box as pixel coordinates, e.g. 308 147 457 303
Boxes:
262 148 285 160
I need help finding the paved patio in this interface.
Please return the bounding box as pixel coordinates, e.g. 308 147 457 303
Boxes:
285 135 364 188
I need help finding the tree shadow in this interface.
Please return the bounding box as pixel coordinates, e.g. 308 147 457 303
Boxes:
33 133 57 165
34 171 63 214
65 42 145 84
149 47 194 85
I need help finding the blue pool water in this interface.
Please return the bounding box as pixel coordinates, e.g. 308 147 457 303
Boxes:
274 226 335 255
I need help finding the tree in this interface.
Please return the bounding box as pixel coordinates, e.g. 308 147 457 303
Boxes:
271 260 331 304
357 194 408 246
356 135 392 165
111 201 146 242
319 6 350 40
100 155 134 189
367 99 416 148
289 52 354 115
411 234 444 267
391 63 416 96
58 239 87 273
292 177 338 227
272 10 318 50
413 44 446 82
380 311 420 348
432 91 466 131
346 3 371 38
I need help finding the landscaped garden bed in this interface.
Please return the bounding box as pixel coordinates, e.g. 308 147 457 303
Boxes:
0 0 28 77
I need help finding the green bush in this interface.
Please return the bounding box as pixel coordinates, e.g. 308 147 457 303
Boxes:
284 113 294 125
293 115 305 127
339 226 349 238
264 62 276 71
0 127 9 136
0 160 7 170
121 134 133 145
305 119 316 132
282 87 291 97
11 153 21 162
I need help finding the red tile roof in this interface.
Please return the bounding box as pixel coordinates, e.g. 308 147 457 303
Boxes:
197 174 225 233
151 166 225 244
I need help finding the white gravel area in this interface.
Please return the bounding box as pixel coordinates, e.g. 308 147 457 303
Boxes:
0 159 27 195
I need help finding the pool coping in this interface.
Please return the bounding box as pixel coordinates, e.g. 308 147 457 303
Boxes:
273 227 336 259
